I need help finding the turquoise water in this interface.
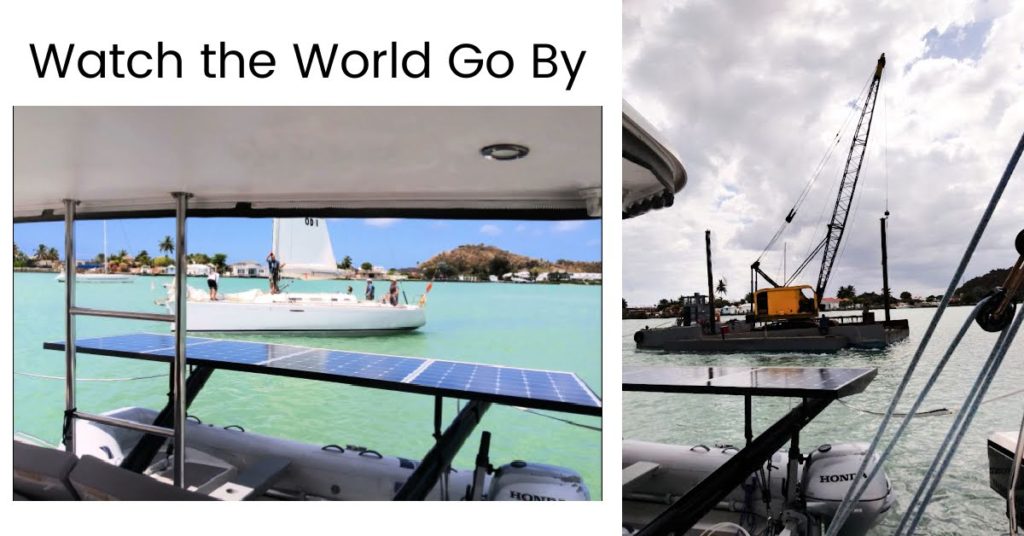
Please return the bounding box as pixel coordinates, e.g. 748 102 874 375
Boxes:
13 273 602 498
624 308 1022 534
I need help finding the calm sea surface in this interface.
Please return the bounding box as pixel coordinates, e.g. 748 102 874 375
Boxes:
624 307 1022 535
13 273 602 498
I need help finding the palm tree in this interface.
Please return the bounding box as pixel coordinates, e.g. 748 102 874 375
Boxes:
716 278 727 298
35 244 48 259
47 247 59 261
211 253 228 272
340 255 353 270
159 236 174 255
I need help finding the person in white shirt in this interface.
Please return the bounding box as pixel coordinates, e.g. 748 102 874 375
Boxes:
207 265 220 300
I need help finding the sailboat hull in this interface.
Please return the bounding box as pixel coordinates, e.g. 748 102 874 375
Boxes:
182 298 426 333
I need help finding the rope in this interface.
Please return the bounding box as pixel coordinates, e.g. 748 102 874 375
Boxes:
836 398 951 417
898 307 1023 534
15 371 166 382
825 128 1024 535
837 387 1024 418
698 522 751 536
515 407 601 432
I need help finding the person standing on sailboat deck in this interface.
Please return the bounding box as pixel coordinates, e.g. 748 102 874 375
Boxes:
207 265 220 300
365 277 375 301
388 278 399 306
267 252 283 294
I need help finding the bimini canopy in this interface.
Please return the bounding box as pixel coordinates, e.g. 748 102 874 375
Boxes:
622 100 686 219
14 107 601 222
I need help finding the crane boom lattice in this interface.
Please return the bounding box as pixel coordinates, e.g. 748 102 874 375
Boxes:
815 53 886 301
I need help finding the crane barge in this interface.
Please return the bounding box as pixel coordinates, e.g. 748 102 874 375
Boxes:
635 54 910 352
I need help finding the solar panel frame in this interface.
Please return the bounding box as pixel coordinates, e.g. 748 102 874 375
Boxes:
44 333 601 416
622 365 876 399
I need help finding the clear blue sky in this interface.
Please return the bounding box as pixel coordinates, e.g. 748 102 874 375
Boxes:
14 218 602 268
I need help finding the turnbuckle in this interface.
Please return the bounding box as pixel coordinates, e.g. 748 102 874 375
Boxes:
976 229 1024 332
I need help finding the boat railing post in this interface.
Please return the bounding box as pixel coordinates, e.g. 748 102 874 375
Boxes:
62 199 78 454
172 192 192 488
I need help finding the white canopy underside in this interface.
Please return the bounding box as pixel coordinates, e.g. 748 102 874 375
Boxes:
622 100 686 211
14 106 601 221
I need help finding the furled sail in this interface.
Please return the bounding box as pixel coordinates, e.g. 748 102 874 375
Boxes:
272 218 341 280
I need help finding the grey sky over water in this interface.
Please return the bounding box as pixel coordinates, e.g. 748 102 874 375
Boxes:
623 0 1024 306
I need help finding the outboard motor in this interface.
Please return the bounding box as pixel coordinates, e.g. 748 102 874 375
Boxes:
802 443 895 536
489 460 590 501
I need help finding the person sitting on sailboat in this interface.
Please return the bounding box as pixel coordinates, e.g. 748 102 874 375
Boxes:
365 277 375 301
207 264 220 300
266 252 284 294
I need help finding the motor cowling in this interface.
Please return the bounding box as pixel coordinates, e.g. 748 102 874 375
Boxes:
489 460 590 501
802 443 895 536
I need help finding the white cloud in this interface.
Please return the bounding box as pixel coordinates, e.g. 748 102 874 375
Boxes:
364 218 399 228
479 224 502 236
624 0 1024 306
515 224 527 232
552 221 586 233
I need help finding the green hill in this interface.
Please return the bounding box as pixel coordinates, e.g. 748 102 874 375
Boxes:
418 244 600 279
954 268 1021 304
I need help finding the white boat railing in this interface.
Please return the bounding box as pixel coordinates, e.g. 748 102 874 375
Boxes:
61 192 192 489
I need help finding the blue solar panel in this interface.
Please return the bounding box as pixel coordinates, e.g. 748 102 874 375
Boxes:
44 333 601 415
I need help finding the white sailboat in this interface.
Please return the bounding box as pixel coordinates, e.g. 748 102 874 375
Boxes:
56 221 135 283
169 217 426 333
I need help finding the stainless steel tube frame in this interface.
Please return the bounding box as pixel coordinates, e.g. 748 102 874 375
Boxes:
62 199 78 454
172 192 192 488
74 410 175 438
69 307 175 322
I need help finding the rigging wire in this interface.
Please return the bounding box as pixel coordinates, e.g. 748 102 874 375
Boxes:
515 408 601 432
825 129 1024 535
837 386 1024 418
898 307 1023 534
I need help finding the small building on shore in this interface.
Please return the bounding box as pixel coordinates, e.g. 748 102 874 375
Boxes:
186 263 212 277
230 261 268 278
820 297 847 311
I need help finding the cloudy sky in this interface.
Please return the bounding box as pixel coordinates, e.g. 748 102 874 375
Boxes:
623 0 1024 306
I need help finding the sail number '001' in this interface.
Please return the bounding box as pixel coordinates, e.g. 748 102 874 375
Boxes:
304 218 319 227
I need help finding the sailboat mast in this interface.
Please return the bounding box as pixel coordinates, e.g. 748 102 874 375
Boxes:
103 221 108 274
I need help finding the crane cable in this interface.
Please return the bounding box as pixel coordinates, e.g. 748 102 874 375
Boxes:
754 78 872 265
787 75 881 289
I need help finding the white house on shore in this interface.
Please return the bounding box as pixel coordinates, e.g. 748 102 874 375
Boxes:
721 303 752 315
820 297 847 311
230 261 268 278
186 263 212 277
570 272 602 282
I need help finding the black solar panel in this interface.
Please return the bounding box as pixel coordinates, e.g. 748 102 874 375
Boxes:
623 365 876 399
44 333 601 415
